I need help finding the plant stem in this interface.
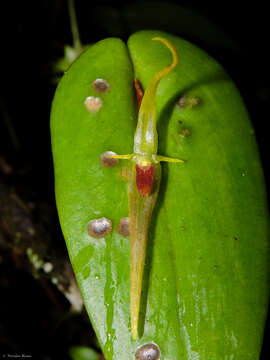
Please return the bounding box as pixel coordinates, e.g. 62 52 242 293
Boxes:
67 0 82 50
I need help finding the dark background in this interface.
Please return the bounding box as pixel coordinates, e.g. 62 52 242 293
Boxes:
0 0 269 359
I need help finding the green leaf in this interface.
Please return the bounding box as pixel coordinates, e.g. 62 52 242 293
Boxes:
51 30 270 360
69 346 100 360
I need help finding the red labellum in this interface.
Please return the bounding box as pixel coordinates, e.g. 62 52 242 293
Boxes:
136 164 154 196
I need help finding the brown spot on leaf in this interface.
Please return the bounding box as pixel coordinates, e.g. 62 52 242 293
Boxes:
92 78 110 93
135 343 160 360
179 128 191 138
88 218 112 238
177 94 201 109
118 217 130 237
84 96 103 112
100 151 119 168
189 96 201 107
177 95 187 108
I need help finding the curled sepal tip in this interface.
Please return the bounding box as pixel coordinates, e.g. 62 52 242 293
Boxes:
133 37 179 155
